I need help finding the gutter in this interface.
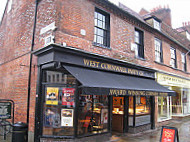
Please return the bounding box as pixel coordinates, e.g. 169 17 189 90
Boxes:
26 0 39 141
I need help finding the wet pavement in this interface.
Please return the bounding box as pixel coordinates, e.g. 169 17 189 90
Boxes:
1 117 190 142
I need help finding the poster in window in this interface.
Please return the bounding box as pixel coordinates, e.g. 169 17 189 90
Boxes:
61 109 74 127
62 88 75 107
46 87 59 105
101 109 108 124
44 107 56 127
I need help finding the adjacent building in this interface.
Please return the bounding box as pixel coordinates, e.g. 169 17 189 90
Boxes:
0 0 189 141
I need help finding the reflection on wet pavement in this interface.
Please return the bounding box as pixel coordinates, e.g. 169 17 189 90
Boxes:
1 117 190 142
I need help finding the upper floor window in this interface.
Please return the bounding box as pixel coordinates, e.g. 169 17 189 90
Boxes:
135 29 144 58
153 19 161 31
94 8 110 48
155 38 163 63
186 31 190 40
170 47 177 68
181 53 187 71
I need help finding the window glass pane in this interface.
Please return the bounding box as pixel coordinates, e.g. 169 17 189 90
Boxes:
94 19 97 26
94 34 97 42
98 13 103 20
94 9 109 47
42 71 76 137
172 87 183 115
102 15 105 22
78 95 108 136
97 20 102 28
135 96 150 115
95 12 98 18
129 96 133 115
43 86 75 136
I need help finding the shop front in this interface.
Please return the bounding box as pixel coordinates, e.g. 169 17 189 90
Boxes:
34 44 175 141
156 73 190 120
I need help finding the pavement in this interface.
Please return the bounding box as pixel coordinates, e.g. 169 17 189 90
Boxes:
1 117 190 142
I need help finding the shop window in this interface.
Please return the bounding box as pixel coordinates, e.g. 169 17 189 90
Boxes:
42 70 76 137
129 96 151 127
172 87 182 115
94 8 110 48
182 88 190 115
135 29 144 59
78 95 108 136
155 38 163 63
44 71 76 85
158 96 171 122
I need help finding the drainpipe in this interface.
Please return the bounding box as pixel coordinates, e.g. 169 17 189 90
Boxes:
26 0 39 141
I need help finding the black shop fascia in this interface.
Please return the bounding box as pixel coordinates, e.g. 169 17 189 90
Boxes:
33 44 175 140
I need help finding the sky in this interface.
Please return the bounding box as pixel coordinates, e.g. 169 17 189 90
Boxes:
0 0 190 28
109 0 190 29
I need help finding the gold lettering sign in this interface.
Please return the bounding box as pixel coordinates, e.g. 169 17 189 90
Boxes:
83 59 147 77
109 89 127 96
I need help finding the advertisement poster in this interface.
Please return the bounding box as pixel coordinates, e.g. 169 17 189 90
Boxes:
62 88 75 107
101 109 108 124
161 128 176 142
44 108 56 127
46 87 59 105
44 107 61 128
61 109 74 127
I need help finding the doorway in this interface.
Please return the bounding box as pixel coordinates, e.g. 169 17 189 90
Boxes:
112 96 125 133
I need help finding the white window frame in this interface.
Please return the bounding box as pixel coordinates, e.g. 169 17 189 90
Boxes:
153 19 161 31
155 38 162 63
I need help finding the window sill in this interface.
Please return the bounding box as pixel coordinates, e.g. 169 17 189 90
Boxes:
93 42 111 50
135 56 146 61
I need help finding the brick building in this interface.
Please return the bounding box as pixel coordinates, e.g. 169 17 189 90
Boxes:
0 0 189 141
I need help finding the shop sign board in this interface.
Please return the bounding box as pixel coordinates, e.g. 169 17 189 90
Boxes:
160 126 179 142
83 59 155 78
0 102 11 119
157 73 190 88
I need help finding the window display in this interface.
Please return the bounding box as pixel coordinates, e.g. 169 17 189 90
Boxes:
78 95 108 135
158 96 171 121
172 87 182 115
42 70 76 136
129 96 151 127
182 88 190 115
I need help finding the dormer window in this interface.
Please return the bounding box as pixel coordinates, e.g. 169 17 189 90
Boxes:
153 19 161 31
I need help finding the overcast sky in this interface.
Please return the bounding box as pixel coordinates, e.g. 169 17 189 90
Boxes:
109 0 190 29
1 0 190 29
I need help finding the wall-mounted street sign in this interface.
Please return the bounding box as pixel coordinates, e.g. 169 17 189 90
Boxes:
0 102 12 119
160 126 179 142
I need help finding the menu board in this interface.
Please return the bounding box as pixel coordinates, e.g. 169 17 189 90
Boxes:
160 126 179 142
46 87 59 105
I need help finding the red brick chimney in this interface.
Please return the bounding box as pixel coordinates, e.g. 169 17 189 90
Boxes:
151 5 172 27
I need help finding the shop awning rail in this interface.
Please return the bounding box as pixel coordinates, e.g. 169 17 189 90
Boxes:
64 65 176 96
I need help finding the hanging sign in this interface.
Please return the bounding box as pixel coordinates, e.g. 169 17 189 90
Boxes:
0 102 12 119
160 126 179 142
